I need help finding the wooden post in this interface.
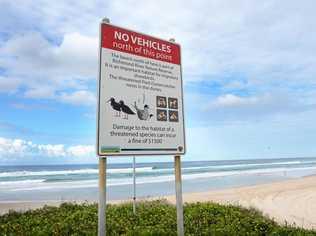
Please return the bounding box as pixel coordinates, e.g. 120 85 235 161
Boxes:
133 156 136 214
98 157 107 236
174 155 184 236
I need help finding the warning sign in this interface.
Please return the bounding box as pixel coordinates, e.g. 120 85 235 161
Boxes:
97 23 185 156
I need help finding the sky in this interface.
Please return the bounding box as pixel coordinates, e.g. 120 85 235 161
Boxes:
0 0 316 165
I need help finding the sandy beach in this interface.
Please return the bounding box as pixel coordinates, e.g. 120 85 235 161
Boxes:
168 175 316 229
1 176 316 230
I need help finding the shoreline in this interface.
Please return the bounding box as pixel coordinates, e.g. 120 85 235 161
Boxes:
1 175 316 229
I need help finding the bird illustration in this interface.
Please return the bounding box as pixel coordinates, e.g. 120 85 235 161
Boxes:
133 102 153 121
107 97 121 117
119 100 135 119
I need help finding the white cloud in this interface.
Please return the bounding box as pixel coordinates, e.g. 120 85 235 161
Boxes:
188 92 315 124
58 90 96 106
0 76 21 93
0 31 97 105
1 31 98 80
211 94 260 107
37 144 66 157
0 137 94 158
67 145 95 157
24 86 56 99
207 93 310 112
0 138 30 155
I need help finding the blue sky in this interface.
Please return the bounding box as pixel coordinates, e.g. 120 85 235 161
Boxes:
1 1 316 165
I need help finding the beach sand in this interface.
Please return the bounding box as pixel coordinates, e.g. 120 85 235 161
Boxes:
1 175 316 229
167 175 316 229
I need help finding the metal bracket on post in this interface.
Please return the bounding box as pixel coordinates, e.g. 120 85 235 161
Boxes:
98 157 107 236
174 155 184 236
102 17 110 23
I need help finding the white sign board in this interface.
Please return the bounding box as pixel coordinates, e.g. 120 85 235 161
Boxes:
97 23 185 156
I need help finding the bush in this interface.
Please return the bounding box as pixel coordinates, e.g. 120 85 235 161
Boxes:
0 200 315 235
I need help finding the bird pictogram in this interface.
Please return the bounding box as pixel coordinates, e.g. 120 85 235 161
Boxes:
119 100 135 119
106 97 121 117
133 102 153 121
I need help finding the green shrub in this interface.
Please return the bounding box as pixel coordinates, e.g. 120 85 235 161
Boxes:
0 200 315 235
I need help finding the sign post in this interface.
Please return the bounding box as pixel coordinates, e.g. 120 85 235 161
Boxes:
174 155 184 236
97 18 186 236
98 157 107 236
133 156 136 214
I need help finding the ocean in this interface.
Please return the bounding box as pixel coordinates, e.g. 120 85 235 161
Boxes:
1 157 316 202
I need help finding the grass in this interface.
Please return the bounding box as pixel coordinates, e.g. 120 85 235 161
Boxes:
0 200 315 235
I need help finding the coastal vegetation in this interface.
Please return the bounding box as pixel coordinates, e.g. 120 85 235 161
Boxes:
0 200 315 235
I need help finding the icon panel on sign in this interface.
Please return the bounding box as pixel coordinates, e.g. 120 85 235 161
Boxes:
169 110 179 122
157 96 167 108
157 109 167 121
168 97 178 109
